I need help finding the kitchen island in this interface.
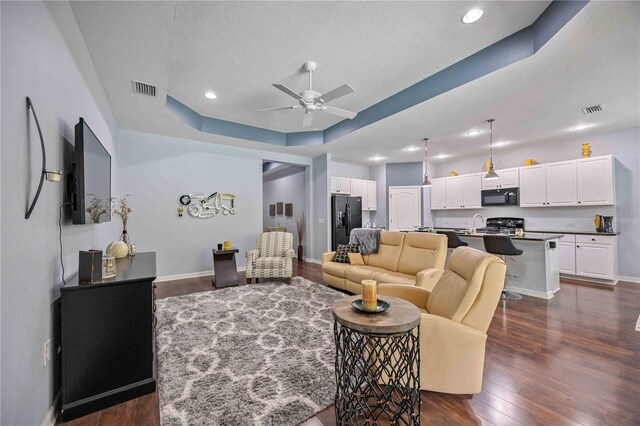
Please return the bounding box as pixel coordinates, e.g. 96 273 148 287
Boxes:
422 229 562 299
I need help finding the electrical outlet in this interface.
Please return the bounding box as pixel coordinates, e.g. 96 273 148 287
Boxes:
43 339 50 367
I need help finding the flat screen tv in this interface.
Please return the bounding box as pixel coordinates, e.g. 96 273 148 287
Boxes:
70 118 111 224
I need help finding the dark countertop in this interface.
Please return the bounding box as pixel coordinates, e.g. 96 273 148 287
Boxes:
62 252 157 290
416 228 561 241
423 227 619 237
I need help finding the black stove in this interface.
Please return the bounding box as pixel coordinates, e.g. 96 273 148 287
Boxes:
477 217 525 235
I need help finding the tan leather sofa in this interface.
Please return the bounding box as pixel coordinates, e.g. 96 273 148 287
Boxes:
377 246 506 394
322 231 447 293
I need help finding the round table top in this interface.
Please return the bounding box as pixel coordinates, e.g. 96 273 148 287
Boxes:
332 295 421 335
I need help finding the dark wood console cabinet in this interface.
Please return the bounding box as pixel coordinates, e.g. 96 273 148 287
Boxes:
60 252 157 421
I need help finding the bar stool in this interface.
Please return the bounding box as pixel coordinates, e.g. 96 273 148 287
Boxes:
483 235 523 301
437 230 469 260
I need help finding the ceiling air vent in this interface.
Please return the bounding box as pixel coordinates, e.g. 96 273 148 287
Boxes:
132 80 157 97
581 104 605 115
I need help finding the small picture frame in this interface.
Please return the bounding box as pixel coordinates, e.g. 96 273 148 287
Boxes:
276 202 284 215
269 204 276 216
285 203 293 217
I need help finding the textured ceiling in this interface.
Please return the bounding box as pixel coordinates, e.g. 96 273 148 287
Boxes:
70 1 639 164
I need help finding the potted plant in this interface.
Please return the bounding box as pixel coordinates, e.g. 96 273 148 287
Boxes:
296 210 305 262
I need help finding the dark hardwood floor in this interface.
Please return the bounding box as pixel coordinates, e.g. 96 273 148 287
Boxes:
60 262 640 426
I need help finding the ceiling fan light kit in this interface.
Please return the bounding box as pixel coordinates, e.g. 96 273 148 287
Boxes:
263 61 358 127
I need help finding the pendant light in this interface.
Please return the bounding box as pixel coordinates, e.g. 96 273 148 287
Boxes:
421 138 432 187
484 119 499 180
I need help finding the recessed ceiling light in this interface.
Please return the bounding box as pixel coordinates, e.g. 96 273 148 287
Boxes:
204 91 217 99
466 130 481 136
461 8 483 24
404 146 419 152
370 155 385 161
571 124 591 131
434 154 450 159
494 141 509 147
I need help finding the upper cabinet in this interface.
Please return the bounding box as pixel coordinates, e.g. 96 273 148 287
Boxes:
432 174 481 210
519 156 614 208
576 156 615 205
333 177 377 211
481 168 520 190
331 177 352 195
430 178 447 210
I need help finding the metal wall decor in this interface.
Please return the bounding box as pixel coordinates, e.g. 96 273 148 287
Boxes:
285 203 293 217
269 204 276 216
276 202 284 215
177 192 237 218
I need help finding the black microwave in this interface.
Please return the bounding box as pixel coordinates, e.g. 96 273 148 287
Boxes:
481 188 519 206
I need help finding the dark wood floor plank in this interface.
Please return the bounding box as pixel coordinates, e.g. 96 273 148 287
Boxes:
59 263 640 426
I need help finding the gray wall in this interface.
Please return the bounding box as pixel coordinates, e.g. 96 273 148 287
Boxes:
1 2 119 424
331 160 370 180
117 129 311 277
263 166 307 248
431 126 640 279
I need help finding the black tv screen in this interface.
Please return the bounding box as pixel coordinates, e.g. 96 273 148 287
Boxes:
71 118 111 224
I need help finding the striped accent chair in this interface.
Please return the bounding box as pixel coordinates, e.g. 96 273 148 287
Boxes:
245 232 295 284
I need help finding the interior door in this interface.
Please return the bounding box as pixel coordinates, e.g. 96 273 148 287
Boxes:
389 186 421 231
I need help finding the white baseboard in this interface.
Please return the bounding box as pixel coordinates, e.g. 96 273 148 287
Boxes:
617 275 640 284
505 285 560 300
303 257 321 265
41 392 60 426
155 267 246 283
561 273 618 286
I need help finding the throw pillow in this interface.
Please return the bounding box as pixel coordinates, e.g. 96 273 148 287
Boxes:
347 253 365 266
333 244 360 263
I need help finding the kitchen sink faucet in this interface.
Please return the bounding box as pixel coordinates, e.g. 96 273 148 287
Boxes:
473 214 485 229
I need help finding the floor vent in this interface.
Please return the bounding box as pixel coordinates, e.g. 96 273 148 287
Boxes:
581 104 605 115
132 80 157 97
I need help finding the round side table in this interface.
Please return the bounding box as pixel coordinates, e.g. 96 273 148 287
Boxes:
332 295 421 425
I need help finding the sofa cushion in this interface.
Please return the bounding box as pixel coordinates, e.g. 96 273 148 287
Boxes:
396 233 447 276
365 231 405 271
322 261 350 278
333 244 360 263
254 257 286 269
347 253 365 265
345 265 387 284
375 271 416 286
426 270 469 320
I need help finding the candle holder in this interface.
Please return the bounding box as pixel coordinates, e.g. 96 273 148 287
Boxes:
102 254 116 278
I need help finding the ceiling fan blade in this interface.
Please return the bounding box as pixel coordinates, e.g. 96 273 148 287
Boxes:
321 105 357 119
302 111 314 127
314 84 354 103
260 105 301 112
273 84 305 101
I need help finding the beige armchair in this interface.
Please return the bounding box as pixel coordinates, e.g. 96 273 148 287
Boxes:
378 246 506 394
245 232 295 284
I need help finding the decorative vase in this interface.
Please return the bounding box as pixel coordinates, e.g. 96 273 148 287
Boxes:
106 241 128 259
484 159 491 172
297 245 303 262
581 143 591 158
120 229 131 246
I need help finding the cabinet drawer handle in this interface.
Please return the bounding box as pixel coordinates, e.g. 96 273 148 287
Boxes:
576 245 580 248
591 238 595 241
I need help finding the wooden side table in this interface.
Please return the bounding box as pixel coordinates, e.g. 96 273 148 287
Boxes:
332 295 422 425
212 248 239 288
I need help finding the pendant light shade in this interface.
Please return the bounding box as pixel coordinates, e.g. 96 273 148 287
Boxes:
484 119 500 180
421 138 432 187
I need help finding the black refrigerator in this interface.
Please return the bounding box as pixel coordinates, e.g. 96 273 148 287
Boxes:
331 195 362 250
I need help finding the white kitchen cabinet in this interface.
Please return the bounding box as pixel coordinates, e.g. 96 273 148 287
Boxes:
331 177 352 194
350 179 366 198
519 165 547 207
577 155 615 205
546 160 577 206
389 186 421 231
576 243 614 280
445 177 463 209
366 180 377 211
462 173 482 208
558 242 576 275
481 168 520 190
430 178 447 210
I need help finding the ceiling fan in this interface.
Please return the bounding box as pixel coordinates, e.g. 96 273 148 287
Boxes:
261 61 357 127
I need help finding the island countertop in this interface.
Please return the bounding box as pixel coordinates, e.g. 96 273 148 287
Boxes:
422 226 618 237
415 229 562 241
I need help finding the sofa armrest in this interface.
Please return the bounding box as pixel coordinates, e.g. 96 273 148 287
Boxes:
378 284 431 310
321 251 336 264
246 249 259 262
416 268 444 291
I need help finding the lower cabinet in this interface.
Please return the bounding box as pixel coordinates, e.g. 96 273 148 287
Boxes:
559 235 616 281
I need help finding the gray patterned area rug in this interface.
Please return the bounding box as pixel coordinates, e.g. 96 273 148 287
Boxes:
155 277 346 426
